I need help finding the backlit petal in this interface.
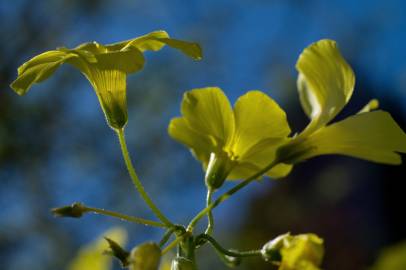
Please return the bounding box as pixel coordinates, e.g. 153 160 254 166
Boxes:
296 39 355 134
168 117 215 167
10 50 77 95
280 111 406 165
231 91 290 159
107 30 202 60
181 87 235 149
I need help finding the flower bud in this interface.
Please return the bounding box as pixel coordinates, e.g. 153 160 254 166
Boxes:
171 257 196 270
262 233 324 270
51 202 87 218
205 152 234 190
128 242 161 270
261 233 291 261
104 237 130 267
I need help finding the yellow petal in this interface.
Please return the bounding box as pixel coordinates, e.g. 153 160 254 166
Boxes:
280 111 406 165
296 39 355 134
231 91 291 159
88 68 128 129
279 234 324 270
108 30 202 60
168 117 214 167
181 87 235 149
68 227 127 270
93 48 145 74
10 50 77 95
267 163 293 179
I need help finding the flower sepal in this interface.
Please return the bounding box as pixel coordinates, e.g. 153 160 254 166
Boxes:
205 152 235 190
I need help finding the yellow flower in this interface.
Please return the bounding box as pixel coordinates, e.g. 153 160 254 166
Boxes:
168 87 293 189
261 233 324 270
10 30 202 129
278 39 406 165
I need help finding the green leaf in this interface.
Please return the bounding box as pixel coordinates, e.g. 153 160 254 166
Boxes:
296 39 355 134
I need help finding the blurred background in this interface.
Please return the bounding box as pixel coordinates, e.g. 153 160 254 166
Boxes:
1 0 406 269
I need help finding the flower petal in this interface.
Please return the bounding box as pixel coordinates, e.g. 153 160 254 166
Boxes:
296 39 355 133
231 91 290 159
10 50 77 95
107 30 202 60
181 87 235 149
280 111 406 165
93 48 145 73
168 117 215 167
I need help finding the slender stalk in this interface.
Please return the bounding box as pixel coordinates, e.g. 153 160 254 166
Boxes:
162 236 184 255
187 160 278 231
83 206 166 228
159 228 176 247
116 128 173 228
197 234 262 257
204 188 214 235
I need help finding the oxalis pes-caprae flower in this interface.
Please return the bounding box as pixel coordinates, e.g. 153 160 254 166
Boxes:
169 39 406 191
11 30 202 130
9 32 406 270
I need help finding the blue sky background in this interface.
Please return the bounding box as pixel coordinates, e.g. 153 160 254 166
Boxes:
1 0 406 269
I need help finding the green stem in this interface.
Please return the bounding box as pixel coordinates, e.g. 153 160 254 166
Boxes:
162 236 184 255
83 206 166 228
116 128 173 228
196 234 262 258
204 188 214 235
187 160 278 232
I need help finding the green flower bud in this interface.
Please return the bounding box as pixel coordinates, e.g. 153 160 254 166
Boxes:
205 152 234 190
51 202 87 218
171 257 196 270
128 242 161 270
261 233 291 261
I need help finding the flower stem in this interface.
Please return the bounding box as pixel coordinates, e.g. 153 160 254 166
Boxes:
196 234 262 257
83 205 165 228
187 160 278 232
162 236 184 255
204 188 214 235
116 128 173 228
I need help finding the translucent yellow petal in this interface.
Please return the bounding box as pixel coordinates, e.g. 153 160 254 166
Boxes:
279 234 324 270
108 30 202 60
296 39 355 133
10 50 77 95
228 162 259 180
88 68 128 129
231 91 290 159
280 111 406 165
181 87 235 148
372 241 406 270
68 227 127 270
266 163 293 179
168 117 215 167
93 48 145 74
